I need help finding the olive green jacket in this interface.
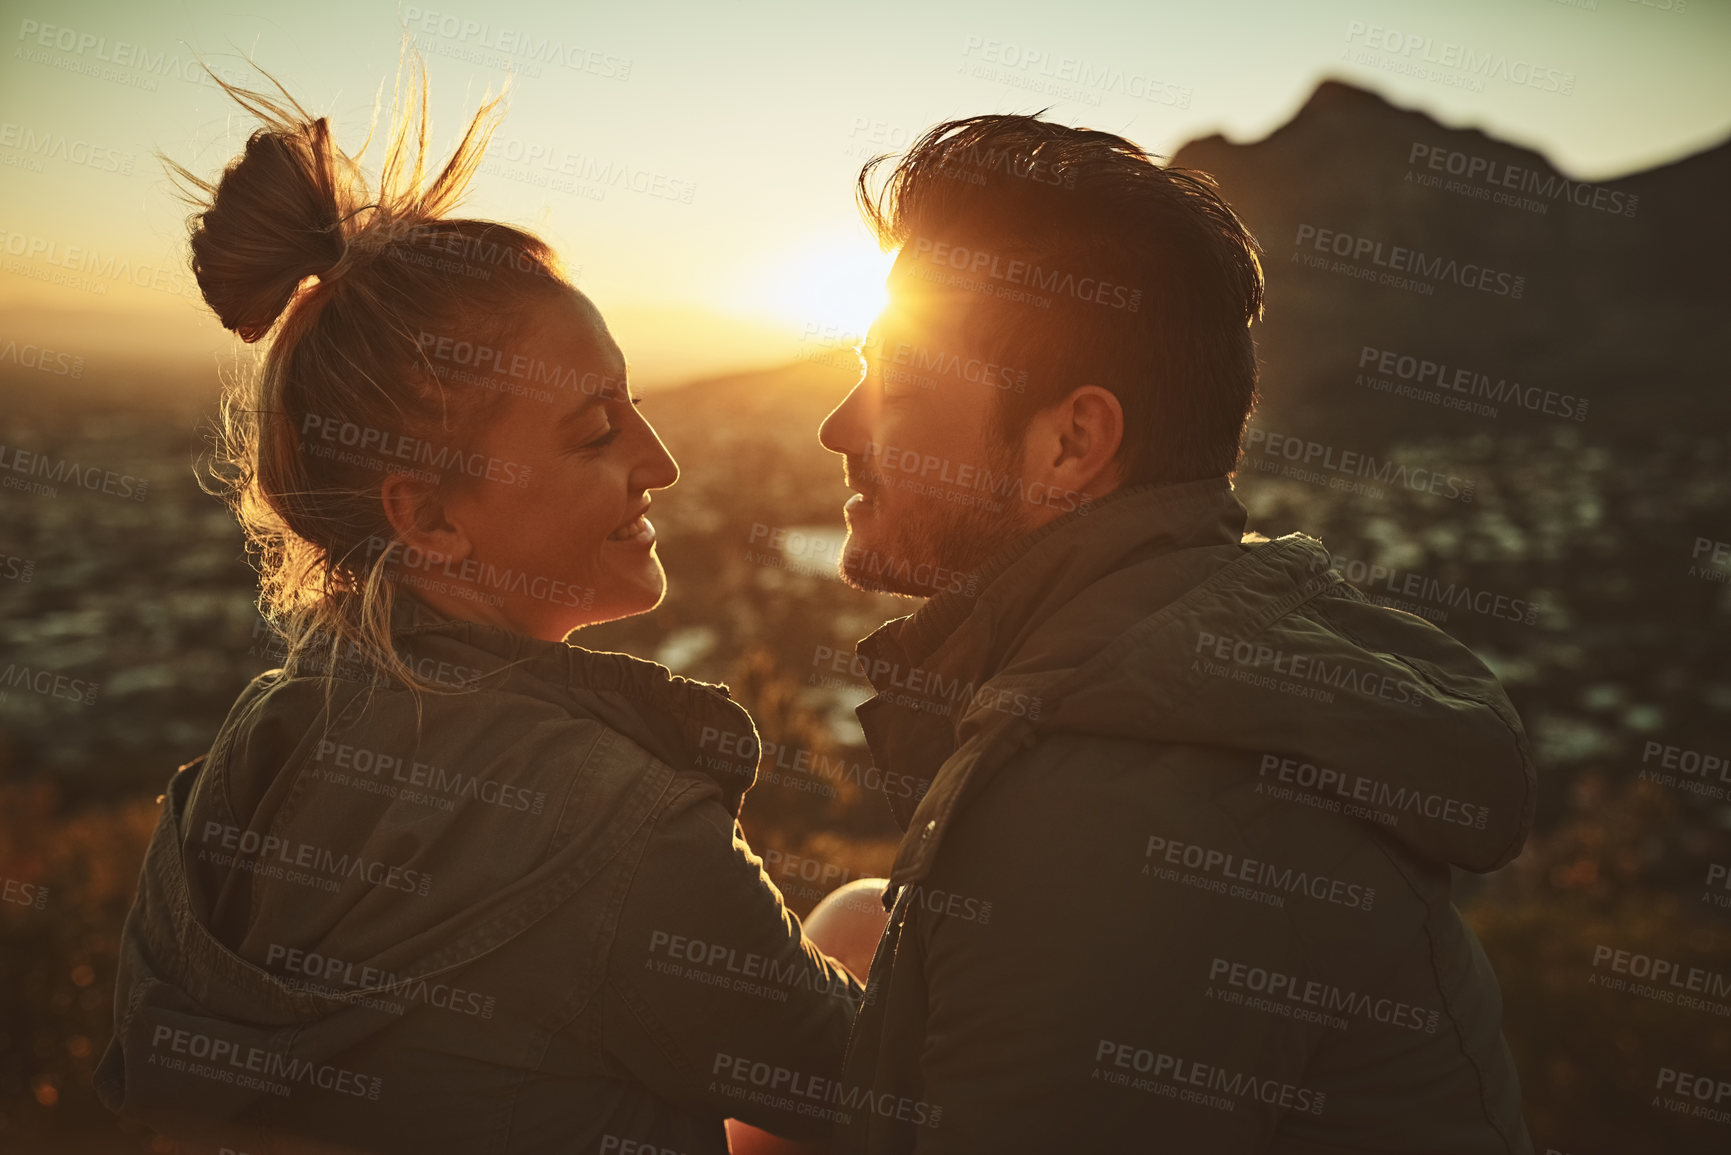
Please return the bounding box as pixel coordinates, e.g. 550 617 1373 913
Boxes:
836 476 1537 1154
96 593 862 1154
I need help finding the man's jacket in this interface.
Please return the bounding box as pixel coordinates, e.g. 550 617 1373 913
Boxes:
95 592 862 1154
835 476 1537 1154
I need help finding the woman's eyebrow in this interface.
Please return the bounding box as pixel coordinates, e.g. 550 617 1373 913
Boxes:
554 396 607 436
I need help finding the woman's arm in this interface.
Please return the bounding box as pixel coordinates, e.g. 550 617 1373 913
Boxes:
726 878 892 1155
598 778 880 1144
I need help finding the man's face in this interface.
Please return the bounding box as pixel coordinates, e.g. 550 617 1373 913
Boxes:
817 259 1041 597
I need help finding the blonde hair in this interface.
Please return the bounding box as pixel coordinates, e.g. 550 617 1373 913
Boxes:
165 56 572 713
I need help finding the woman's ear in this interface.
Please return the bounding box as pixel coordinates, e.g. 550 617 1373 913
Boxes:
380 472 475 561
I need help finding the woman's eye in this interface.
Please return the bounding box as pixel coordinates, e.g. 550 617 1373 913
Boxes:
575 397 643 450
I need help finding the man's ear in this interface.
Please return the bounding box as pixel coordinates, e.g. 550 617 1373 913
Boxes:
1045 385 1125 493
380 472 474 561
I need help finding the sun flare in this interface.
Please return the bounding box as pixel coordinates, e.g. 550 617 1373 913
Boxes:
749 232 899 345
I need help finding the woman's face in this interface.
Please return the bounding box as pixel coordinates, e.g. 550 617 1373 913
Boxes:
407 288 679 642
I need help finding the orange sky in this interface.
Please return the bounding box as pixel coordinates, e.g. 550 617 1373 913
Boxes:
2 0 1727 388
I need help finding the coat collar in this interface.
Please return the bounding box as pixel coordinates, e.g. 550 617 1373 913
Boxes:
851 476 1249 886
291 591 762 818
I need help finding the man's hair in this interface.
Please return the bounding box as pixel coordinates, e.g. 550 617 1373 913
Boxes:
858 113 1264 486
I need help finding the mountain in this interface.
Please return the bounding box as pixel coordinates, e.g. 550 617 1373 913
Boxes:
1170 78 1731 444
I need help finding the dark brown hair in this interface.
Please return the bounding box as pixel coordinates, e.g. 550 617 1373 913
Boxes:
858 113 1265 486
165 59 573 701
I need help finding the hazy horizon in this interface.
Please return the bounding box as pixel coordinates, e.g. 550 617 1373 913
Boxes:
4 0 1729 389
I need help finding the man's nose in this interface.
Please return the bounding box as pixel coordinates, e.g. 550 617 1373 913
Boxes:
818 383 868 458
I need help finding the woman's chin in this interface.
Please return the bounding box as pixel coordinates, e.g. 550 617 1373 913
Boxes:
585 569 667 627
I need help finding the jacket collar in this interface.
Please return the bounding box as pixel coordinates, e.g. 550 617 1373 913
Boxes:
300 592 762 818
852 476 1248 883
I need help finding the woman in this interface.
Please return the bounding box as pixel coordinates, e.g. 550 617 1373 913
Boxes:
95 65 884 1155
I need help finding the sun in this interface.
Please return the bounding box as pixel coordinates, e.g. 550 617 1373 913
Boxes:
748 230 899 346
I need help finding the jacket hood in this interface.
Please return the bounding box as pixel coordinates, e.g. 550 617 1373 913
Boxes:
95 593 761 1131
853 477 1537 892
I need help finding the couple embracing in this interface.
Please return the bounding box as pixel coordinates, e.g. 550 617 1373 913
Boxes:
96 65 1538 1155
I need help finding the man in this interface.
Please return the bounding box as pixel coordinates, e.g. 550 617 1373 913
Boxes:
816 114 1536 1154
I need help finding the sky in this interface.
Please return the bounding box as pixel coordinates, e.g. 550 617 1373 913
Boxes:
2 0 1728 387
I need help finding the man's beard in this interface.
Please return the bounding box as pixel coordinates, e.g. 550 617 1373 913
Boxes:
841 433 1037 598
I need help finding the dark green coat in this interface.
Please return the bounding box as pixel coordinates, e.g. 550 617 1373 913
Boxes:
836 477 1537 1154
96 593 862 1154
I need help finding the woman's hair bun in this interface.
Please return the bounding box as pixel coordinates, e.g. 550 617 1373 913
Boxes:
183 116 353 342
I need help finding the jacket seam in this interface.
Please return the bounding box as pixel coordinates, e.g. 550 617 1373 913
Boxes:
597 776 715 1078
1374 841 1526 1153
